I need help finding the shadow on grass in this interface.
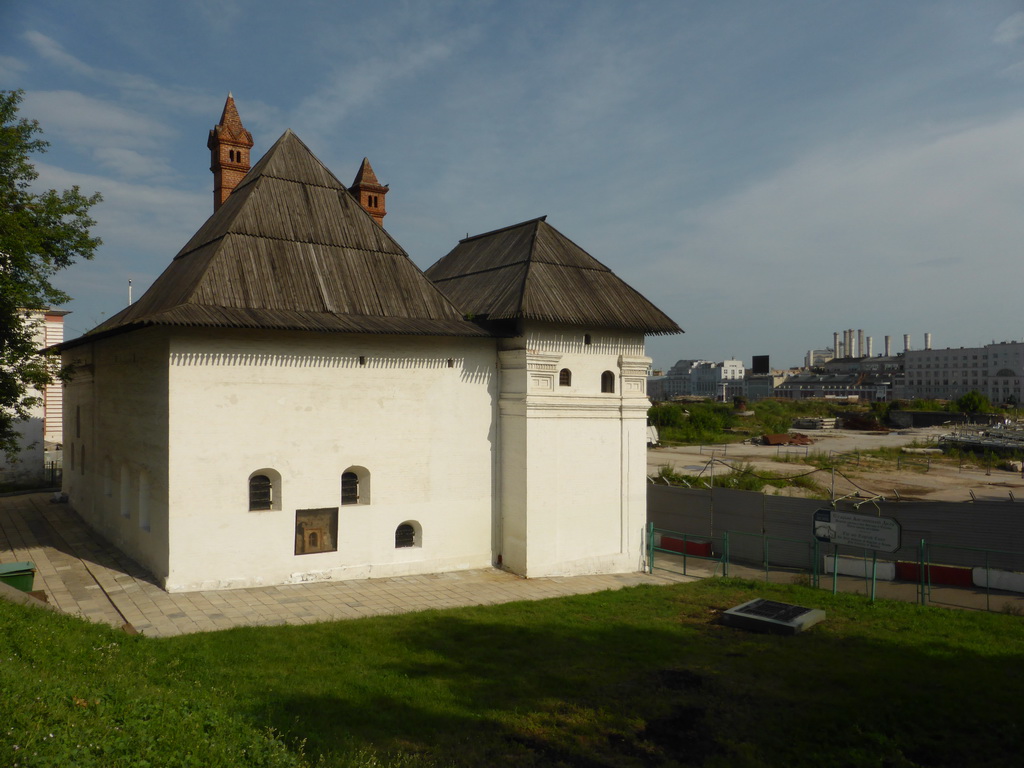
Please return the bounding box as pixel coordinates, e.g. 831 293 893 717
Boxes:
165 584 1024 767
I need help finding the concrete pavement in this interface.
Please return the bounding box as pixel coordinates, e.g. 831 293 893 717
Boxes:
0 493 691 637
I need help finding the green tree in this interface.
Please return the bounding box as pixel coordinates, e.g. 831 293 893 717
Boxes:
954 390 991 414
1 90 101 458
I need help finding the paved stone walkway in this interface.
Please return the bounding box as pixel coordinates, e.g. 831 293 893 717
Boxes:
0 493 691 637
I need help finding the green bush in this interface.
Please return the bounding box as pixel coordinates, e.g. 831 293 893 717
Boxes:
753 399 793 434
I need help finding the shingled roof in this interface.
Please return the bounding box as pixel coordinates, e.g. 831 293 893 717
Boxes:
425 217 682 335
76 131 485 346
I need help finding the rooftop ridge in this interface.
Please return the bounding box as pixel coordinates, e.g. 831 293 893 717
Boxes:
459 215 547 244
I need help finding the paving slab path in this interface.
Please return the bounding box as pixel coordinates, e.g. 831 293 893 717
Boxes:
0 493 691 637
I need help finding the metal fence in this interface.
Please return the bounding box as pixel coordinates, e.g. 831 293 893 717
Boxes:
647 484 1024 612
45 461 62 487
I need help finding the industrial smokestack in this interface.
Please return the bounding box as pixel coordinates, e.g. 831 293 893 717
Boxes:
904 334 911 352
833 332 839 360
884 335 892 357
866 336 873 358
924 332 932 350
848 329 855 358
857 330 864 359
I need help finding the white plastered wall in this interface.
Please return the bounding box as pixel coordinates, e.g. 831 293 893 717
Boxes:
163 328 497 591
62 329 171 582
499 323 650 577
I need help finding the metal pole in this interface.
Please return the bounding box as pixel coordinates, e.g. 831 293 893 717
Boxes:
985 549 990 612
919 538 926 606
832 544 839 595
870 551 878 603
813 538 819 588
647 521 654 574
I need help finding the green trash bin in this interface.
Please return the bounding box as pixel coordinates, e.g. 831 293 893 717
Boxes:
0 562 36 592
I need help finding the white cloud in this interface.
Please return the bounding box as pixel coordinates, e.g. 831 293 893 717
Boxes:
293 35 468 146
23 30 211 115
92 147 174 179
33 160 206 272
994 12 1024 45
21 90 174 151
0 55 27 81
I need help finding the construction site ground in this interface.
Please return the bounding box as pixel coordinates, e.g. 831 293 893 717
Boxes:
648 426 1024 503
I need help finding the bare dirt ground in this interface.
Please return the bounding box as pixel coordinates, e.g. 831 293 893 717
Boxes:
648 426 1024 502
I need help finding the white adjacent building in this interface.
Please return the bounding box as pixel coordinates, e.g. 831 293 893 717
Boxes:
0 309 65 486
58 105 681 592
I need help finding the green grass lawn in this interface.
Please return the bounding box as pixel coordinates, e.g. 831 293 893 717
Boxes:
3 579 1022 767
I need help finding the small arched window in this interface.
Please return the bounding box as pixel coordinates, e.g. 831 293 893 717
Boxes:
395 523 416 548
584 334 592 346
341 472 359 505
601 371 616 393
249 474 272 510
559 368 572 387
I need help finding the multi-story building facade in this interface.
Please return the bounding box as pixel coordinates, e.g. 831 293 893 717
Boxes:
902 341 1024 404
655 359 745 400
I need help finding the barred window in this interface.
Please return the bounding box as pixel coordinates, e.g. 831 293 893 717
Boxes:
249 474 272 510
395 523 416 548
341 472 359 505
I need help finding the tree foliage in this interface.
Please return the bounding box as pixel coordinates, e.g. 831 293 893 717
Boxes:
0 90 101 458
954 390 991 414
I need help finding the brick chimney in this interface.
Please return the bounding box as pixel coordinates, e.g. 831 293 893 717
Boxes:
208 93 254 212
349 158 388 226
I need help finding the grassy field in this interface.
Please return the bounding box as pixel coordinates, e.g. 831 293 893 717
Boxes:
2 579 1022 767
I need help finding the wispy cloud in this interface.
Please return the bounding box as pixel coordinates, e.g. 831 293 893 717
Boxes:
0 55 27 81
993 13 1024 45
25 30 215 116
23 90 173 148
292 31 473 147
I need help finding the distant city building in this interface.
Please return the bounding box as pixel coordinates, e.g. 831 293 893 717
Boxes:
751 355 770 374
902 340 1024 404
774 372 893 402
654 359 745 400
804 348 834 368
744 372 789 402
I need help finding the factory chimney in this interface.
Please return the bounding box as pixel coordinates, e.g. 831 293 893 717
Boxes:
884 335 892 357
904 334 911 352
866 336 873 358
858 330 864 359
924 333 932 350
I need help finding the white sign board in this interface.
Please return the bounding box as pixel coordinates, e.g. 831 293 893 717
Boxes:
813 509 901 553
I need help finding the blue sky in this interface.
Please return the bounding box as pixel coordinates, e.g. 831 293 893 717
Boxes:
3 1 1024 369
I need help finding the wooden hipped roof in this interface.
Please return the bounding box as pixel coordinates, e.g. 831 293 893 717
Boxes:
425 217 682 335
80 131 486 345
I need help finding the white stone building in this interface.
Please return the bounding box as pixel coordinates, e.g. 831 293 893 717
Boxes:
58 106 681 592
